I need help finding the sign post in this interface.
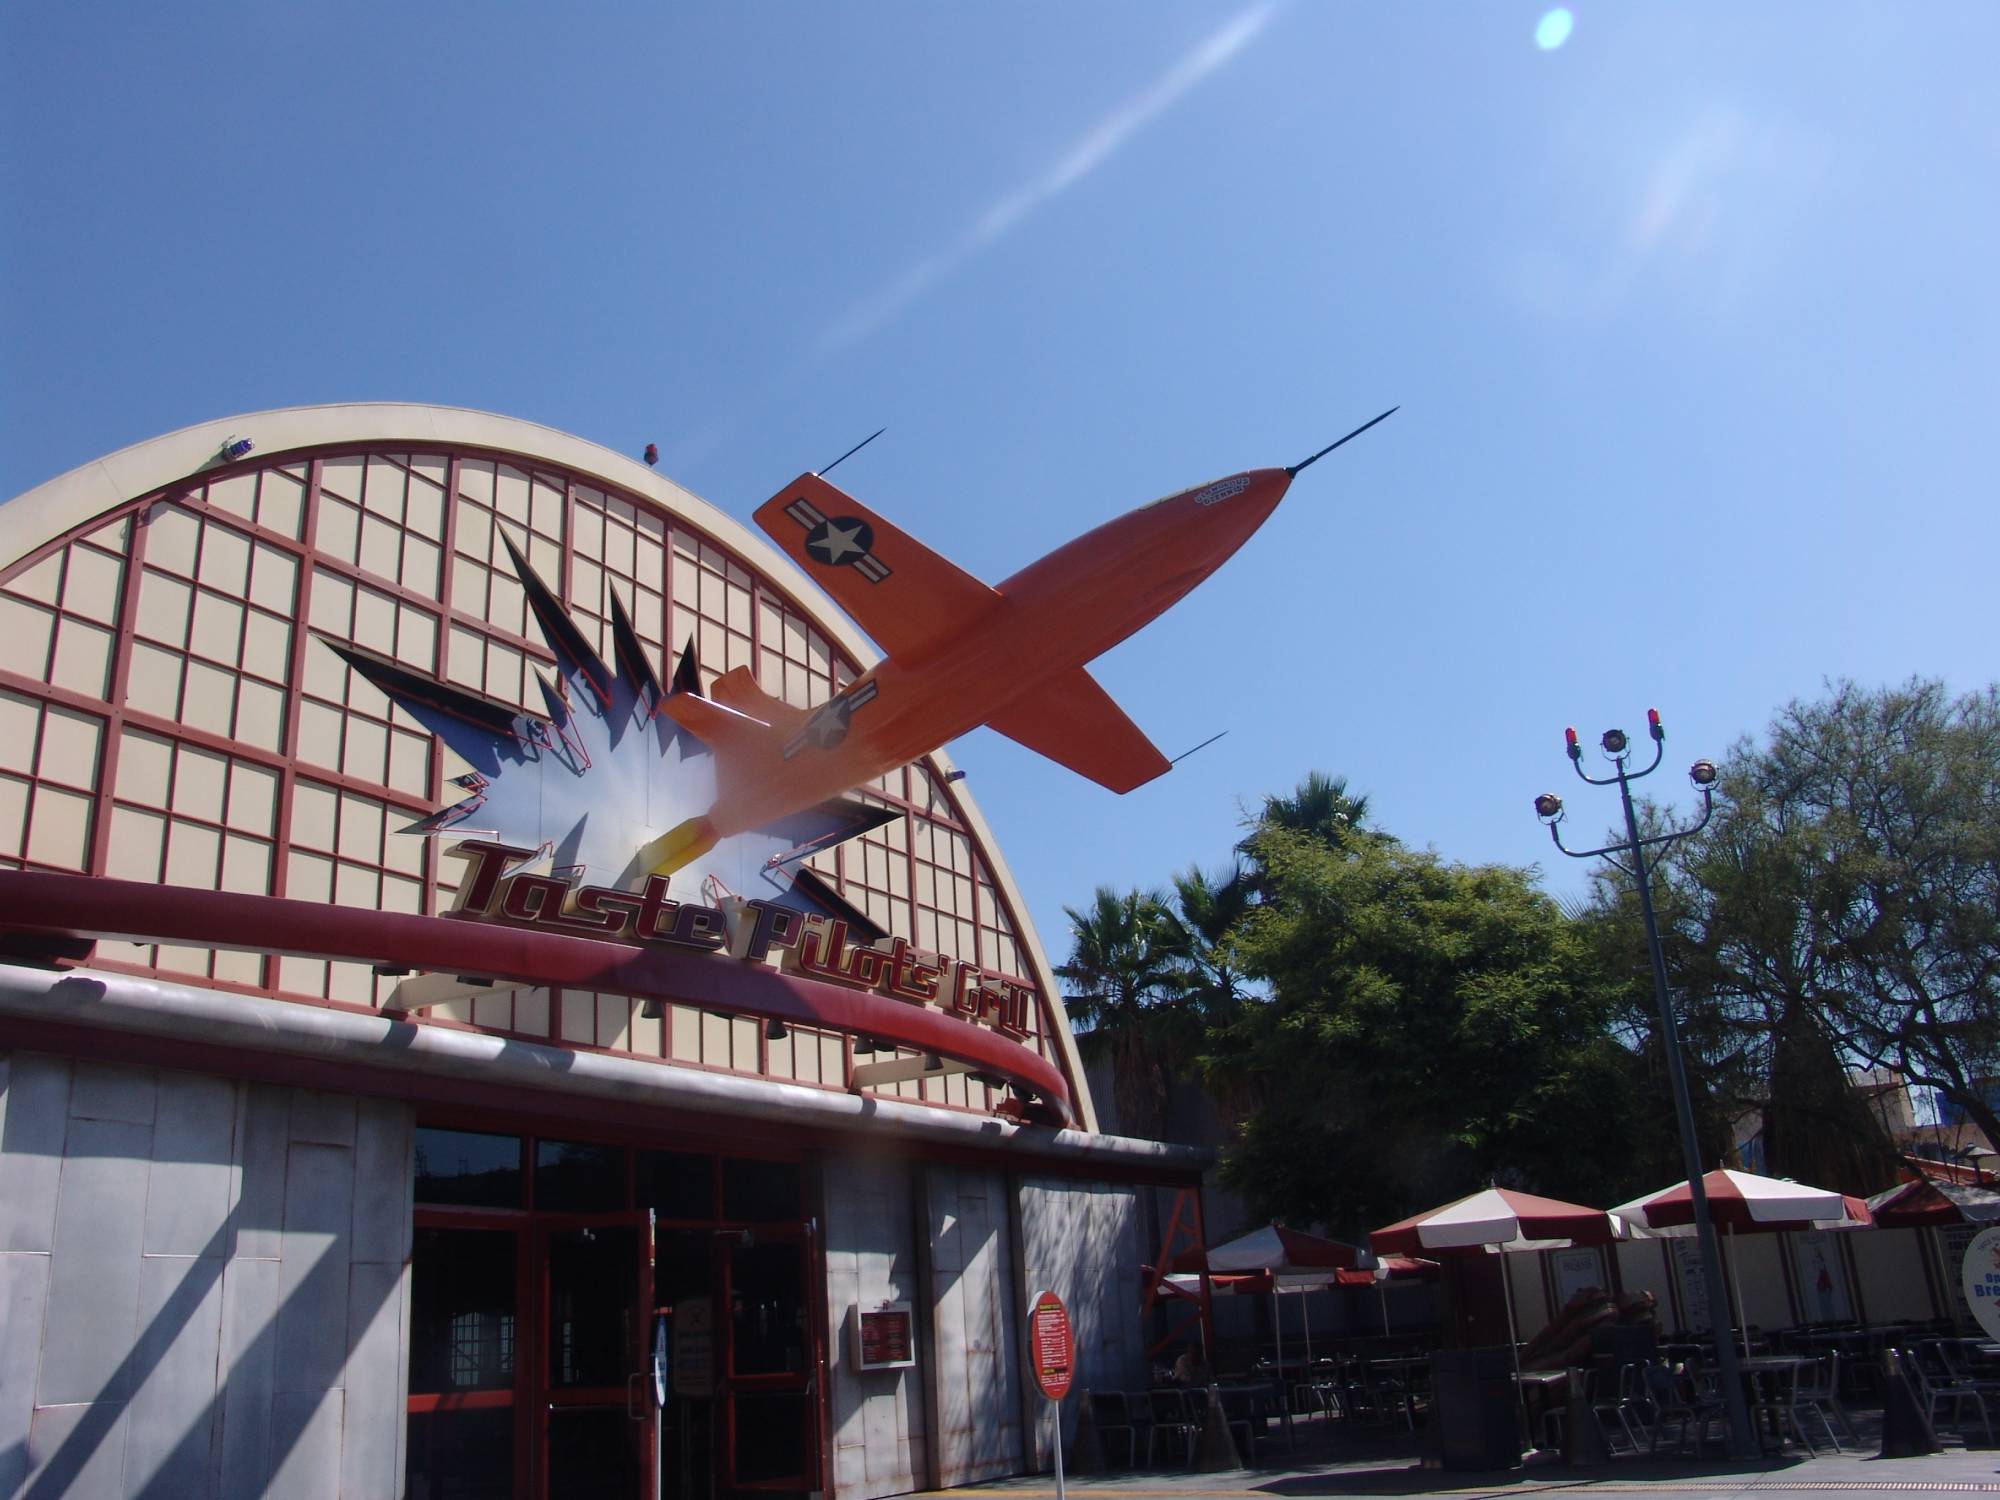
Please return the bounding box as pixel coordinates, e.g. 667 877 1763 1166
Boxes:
1028 1290 1074 1500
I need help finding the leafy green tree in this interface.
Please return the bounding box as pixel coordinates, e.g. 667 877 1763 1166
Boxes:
1056 886 1189 1141
1208 824 1663 1234
1618 679 2000 1173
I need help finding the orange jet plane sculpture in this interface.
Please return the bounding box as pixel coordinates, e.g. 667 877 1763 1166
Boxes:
648 408 1396 874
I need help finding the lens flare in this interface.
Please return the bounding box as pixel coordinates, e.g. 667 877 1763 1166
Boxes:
1535 7 1574 49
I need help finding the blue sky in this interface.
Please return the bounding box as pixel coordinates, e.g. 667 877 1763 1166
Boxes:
5 3 1998 968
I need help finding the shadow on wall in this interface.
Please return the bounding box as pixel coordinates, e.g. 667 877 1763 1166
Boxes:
0 1050 412 1500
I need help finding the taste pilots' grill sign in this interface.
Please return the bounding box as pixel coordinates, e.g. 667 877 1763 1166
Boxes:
448 839 1034 1038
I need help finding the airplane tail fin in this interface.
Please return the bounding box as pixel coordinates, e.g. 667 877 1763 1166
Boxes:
707 666 811 740
660 692 779 764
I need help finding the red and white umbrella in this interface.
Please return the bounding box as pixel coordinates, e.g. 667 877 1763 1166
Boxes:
1612 1169 1869 1235
1371 1187 1614 1428
1169 1222 1370 1274
1611 1169 1868 1354
1370 1186 1615 1256
1167 1224 1370 1370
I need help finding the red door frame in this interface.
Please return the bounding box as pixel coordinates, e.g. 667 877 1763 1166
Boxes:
407 1208 536 1495
535 1209 657 1500
717 1220 823 1493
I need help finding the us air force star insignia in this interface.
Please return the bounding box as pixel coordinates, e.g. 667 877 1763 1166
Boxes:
782 496 893 583
783 680 881 760
805 516 872 566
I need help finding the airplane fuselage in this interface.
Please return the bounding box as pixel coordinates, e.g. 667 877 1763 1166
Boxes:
704 466 1294 836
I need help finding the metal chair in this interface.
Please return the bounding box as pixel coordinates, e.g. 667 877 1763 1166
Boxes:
1088 1390 1136 1467
1908 1343 1996 1443
1650 1364 1728 1456
1145 1388 1199 1467
1796 1352 1857 1450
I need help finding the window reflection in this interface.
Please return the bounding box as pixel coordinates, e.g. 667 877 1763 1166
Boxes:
411 1227 517 1393
414 1127 524 1208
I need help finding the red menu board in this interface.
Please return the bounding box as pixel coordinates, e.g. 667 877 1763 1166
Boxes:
857 1305 915 1368
1028 1290 1072 1401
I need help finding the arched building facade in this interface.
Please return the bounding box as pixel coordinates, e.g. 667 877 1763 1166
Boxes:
0 407 1205 1500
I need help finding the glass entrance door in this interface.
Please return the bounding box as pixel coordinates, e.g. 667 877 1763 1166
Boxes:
538 1213 656 1500
718 1224 821 1492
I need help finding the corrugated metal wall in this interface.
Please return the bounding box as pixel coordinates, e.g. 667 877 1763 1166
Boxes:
0 1050 413 1500
921 1165 1024 1486
823 1154 930 1500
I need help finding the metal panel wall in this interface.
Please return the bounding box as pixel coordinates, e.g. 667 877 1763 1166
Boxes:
822 1153 929 1500
0 1049 413 1500
1014 1176 1146 1466
921 1165 1024 1487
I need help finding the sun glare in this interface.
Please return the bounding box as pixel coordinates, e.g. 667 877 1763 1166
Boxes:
1535 8 1575 50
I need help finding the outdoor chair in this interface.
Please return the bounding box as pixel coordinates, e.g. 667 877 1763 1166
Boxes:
1650 1365 1728 1456
1217 1386 1260 1461
1145 1388 1199 1467
1937 1339 2000 1400
1798 1352 1857 1450
1088 1391 1136 1467
1905 1345 1995 1444
1750 1359 1829 1453
1588 1361 1649 1454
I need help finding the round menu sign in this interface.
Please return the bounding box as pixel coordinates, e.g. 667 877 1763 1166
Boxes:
1028 1290 1073 1402
1963 1228 2000 1341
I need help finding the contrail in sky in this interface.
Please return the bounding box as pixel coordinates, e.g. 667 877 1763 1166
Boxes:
815 3 1281 357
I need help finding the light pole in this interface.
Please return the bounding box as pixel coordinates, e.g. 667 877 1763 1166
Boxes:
1534 709 1756 1459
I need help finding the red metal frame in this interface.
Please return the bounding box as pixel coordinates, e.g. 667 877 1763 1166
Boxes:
1142 1186 1216 1360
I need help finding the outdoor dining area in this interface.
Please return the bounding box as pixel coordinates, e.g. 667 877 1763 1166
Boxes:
1077 1166 2000 1475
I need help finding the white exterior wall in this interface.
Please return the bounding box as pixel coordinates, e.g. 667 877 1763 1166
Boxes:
0 1050 412 1500
822 1155 929 1500
920 1166 1024 1487
1015 1176 1146 1465
1851 1226 1942 1323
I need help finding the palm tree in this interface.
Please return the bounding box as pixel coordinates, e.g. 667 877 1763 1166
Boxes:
1238 772 1381 901
1166 862 1253 1024
1251 771 1372 847
1057 887 1186 1140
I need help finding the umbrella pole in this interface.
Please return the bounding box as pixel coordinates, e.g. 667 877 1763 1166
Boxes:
1727 1224 1751 1357
1498 1250 1532 1447
1379 1280 1390 1336
1303 1286 1314 1365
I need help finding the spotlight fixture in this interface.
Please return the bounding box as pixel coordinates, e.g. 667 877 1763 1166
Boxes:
1600 727 1628 755
1564 727 1581 762
1534 792 1564 822
969 1070 1007 1090
1689 759 1718 788
1647 707 1664 742
643 442 658 467
766 1018 789 1041
218 436 253 462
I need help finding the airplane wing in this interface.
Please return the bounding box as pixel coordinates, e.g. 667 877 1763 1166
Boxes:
982 667 1172 793
755 474 1001 664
